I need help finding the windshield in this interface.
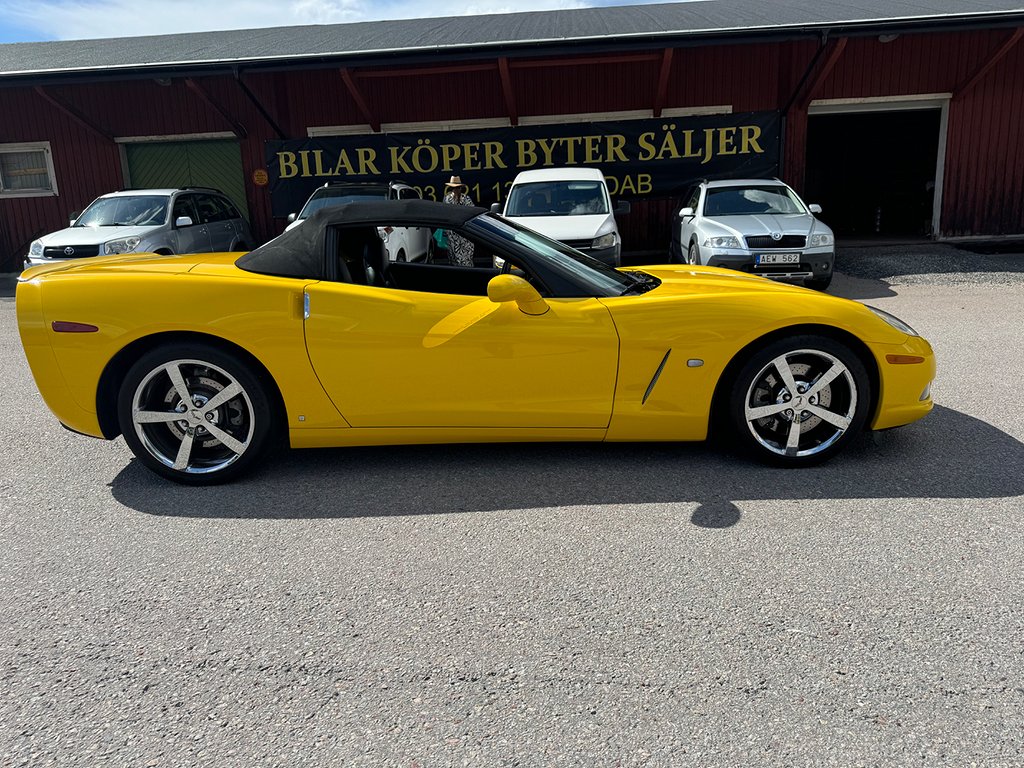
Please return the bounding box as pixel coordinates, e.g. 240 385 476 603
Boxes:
74 195 169 227
505 181 609 217
298 189 385 219
470 214 634 297
703 186 807 216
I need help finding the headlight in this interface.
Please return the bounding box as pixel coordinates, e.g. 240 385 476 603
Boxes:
592 233 617 249
867 306 918 337
104 236 142 255
809 233 834 247
29 240 43 257
705 236 741 249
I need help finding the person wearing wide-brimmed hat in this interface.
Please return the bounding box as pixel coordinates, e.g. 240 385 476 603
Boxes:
442 175 476 267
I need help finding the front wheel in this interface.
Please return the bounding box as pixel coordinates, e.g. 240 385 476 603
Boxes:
726 336 871 466
117 344 276 484
687 242 700 265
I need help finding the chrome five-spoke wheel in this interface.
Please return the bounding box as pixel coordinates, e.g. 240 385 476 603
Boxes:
117 345 274 484
728 336 870 466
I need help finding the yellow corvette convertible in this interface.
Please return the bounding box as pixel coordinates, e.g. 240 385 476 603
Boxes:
16 200 934 484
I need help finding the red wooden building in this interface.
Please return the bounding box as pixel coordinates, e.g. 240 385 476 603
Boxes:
1 0 1023 271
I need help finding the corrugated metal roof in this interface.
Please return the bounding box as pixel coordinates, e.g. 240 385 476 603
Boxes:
1 0 1023 80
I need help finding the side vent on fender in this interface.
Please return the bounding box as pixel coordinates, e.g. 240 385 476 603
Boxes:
642 349 672 405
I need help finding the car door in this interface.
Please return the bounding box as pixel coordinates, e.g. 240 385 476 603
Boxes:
303 280 619 430
219 196 251 247
170 194 212 254
397 186 431 260
196 194 236 251
677 185 701 257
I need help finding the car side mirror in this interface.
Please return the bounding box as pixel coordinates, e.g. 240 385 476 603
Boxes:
175 216 193 228
678 207 695 219
809 204 823 214
614 200 631 215
69 210 80 226
487 274 549 316
490 203 502 214
286 212 297 223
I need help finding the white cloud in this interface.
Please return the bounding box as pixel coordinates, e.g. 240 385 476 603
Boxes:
0 0 596 41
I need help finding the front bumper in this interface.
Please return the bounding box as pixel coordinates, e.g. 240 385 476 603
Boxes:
705 248 834 284
871 334 936 431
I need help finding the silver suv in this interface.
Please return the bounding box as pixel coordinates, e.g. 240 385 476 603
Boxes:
25 187 254 269
671 179 836 290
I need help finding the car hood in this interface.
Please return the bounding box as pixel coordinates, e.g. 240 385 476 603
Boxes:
505 214 615 242
704 213 822 238
632 264 812 297
38 224 161 246
20 251 240 280
605 265 908 345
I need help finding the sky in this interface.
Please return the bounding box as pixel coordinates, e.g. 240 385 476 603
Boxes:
0 0 680 43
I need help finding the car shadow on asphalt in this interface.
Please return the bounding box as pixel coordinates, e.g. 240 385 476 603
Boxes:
109 404 1023 528
828 272 898 301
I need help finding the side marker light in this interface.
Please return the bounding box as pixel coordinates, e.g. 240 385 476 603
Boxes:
51 321 99 333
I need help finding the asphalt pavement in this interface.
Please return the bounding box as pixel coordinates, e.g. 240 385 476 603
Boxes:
1 251 1022 766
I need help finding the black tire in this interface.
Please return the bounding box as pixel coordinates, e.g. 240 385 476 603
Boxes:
687 242 700 265
117 343 276 485
725 335 871 467
806 275 833 291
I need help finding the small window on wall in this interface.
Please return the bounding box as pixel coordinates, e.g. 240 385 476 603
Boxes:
0 142 58 197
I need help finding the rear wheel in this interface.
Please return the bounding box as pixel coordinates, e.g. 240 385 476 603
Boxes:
117 344 276 484
726 335 870 466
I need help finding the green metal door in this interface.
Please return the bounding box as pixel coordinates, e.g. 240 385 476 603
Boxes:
125 139 249 220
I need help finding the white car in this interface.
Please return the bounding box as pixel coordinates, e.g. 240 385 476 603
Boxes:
671 179 836 290
494 168 629 266
24 187 254 270
286 181 431 262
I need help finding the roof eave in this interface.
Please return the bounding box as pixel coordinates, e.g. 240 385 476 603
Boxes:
2 11 1023 87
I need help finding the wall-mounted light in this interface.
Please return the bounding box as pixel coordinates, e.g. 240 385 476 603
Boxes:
154 78 172 86
878 34 900 43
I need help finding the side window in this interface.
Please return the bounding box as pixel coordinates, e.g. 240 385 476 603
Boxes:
328 222 504 298
683 186 700 212
218 197 243 221
172 195 198 225
195 194 227 223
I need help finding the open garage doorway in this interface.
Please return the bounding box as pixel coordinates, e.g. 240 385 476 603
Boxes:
805 99 947 239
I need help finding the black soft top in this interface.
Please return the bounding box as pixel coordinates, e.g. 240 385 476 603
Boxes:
236 199 486 279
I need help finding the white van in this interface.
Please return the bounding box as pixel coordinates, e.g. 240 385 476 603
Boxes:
494 168 629 266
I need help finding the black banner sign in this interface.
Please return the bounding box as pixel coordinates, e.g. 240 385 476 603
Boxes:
265 111 781 218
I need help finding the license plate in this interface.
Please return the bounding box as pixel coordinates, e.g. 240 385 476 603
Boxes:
756 253 800 266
